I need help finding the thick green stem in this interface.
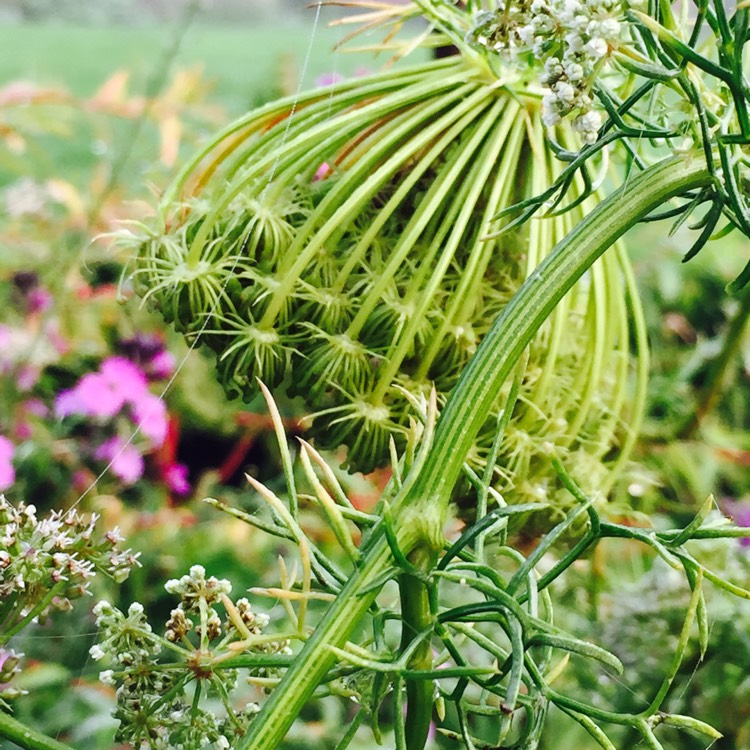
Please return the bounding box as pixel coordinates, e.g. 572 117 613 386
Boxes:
236 527 400 749
237 154 712 749
399 547 438 750
0 712 75 750
410 155 712 511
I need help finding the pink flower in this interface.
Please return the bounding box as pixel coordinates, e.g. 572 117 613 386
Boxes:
100 356 149 402
129 392 168 448
0 326 11 356
722 499 750 548
315 72 345 87
55 357 151 421
94 437 144 485
55 372 125 419
147 349 176 380
16 364 39 391
164 462 190 496
24 399 48 418
314 162 333 182
27 287 52 314
0 437 15 491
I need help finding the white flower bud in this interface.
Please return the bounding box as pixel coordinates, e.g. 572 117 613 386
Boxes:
554 81 577 106
585 37 609 59
99 669 116 685
573 110 603 142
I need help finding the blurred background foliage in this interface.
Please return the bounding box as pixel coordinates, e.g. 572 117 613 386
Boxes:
0 1 748 748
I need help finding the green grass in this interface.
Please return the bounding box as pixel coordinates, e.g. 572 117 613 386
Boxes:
0 22 423 113
0 22 427 190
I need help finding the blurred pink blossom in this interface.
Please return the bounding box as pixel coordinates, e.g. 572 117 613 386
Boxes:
24 399 48 418
94 437 144 485
55 372 126 419
26 287 52 314
0 326 11 356
55 353 174 486
148 349 176 380
314 162 333 182
129 393 168 448
55 356 158 428
722 499 750 548
314 72 345 87
0 437 15 491
100 356 149 401
164 462 190 496
16 364 39 391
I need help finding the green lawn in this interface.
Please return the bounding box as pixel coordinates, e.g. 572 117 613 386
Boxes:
0 22 428 189
0 22 422 113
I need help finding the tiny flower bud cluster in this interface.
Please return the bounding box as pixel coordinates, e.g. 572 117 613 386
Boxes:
0 494 138 702
470 0 632 143
0 648 24 706
0 495 138 603
92 567 288 749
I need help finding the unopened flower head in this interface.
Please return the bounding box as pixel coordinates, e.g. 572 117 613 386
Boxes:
126 35 646 515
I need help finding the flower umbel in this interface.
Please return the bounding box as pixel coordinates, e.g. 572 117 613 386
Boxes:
0 495 139 702
128 50 647 515
92 566 290 750
469 0 632 143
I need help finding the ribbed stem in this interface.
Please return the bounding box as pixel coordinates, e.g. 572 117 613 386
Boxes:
399 546 439 750
236 526 402 749
412 155 712 510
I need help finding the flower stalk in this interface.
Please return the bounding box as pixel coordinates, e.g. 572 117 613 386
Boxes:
0 712 74 750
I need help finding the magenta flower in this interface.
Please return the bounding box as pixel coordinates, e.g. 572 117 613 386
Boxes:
94 437 144 485
55 356 160 433
147 349 176 380
164 462 190 496
0 326 11 348
722 499 750 548
16 364 39 392
55 353 174 486
100 356 149 402
313 162 333 182
117 333 175 380
0 437 15 491
26 287 52 314
24 399 48 418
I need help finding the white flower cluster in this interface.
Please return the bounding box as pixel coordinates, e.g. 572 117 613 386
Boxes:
0 495 138 614
470 0 631 143
0 496 138 703
91 600 161 665
165 564 232 612
91 568 287 748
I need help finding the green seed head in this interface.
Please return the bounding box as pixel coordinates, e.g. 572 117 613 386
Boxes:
130 46 647 515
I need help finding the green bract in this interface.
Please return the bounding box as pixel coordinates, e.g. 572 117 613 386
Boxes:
128 51 646 511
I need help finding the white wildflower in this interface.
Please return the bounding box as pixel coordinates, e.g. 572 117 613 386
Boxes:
584 37 609 58
99 669 116 685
